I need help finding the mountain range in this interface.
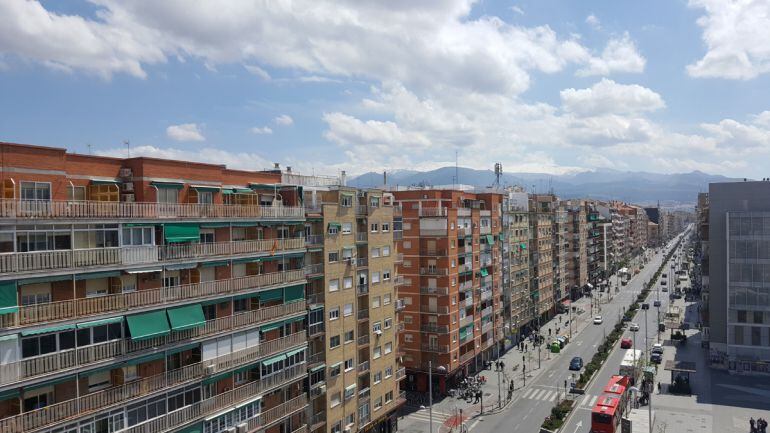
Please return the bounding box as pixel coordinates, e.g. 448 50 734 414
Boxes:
349 167 741 205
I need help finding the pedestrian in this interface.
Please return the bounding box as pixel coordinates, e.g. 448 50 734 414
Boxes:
524 343 528 352
509 379 514 392
751 417 756 433
474 390 481 404
500 361 505 370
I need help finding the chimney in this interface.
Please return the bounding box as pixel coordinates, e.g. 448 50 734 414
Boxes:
286 166 292 173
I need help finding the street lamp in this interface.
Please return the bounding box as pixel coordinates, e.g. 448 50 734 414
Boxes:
428 362 446 433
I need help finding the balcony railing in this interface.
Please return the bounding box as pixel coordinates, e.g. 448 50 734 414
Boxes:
0 237 305 275
393 231 403 241
358 360 370 374
357 309 369 321
420 324 449 334
356 205 370 215
419 305 450 314
420 287 449 295
420 344 450 353
418 207 448 217
358 334 370 346
0 199 305 220
419 267 448 276
0 268 306 329
395 367 406 381
304 263 323 276
459 315 473 328
356 257 368 268
459 351 475 364
420 249 447 257
0 343 308 432
306 234 324 246
357 283 369 296
356 233 368 242
0 304 307 386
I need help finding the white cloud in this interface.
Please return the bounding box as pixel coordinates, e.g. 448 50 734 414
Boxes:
687 0 770 79
577 33 646 76
274 114 293 126
250 126 273 134
560 78 665 116
585 14 601 30
510 6 525 15
166 123 205 142
243 64 270 80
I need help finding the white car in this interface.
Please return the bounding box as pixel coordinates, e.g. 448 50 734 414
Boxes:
593 315 603 325
629 323 640 332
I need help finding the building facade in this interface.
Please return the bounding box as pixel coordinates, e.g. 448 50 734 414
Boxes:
529 194 556 321
563 200 588 301
501 188 531 345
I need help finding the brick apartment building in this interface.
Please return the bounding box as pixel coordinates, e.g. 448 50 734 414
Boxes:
528 194 556 322
392 189 502 392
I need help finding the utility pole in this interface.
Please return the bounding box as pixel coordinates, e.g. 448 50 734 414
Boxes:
428 361 433 433
497 365 502 408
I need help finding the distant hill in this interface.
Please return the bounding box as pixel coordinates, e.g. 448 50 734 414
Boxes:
349 167 740 205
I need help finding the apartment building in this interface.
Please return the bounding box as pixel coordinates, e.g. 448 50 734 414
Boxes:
529 194 556 321
500 188 531 344
393 189 502 392
303 187 403 433
552 204 569 304
0 142 309 433
563 200 587 301
696 193 710 329
585 202 609 289
708 181 770 374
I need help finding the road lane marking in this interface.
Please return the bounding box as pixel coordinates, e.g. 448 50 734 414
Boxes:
543 391 556 401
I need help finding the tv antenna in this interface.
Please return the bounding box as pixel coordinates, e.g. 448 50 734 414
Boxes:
124 140 130 158
493 163 502 188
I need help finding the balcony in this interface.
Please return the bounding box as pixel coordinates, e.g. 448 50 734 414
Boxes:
479 290 492 302
481 321 493 334
308 322 325 337
0 269 306 329
394 299 405 311
420 344 450 353
420 324 449 334
464 296 473 307
420 286 449 295
395 367 406 381
459 351 475 365
0 304 307 386
306 234 324 246
310 412 326 432
0 237 306 276
356 232 368 243
419 305 450 314
358 334 370 346
358 360 370 374
418 207 448 217
0 344 308 432
420 248 447 257
357 283 369 296
419 267 448 276
481 306 493 317
459 315 473 328
356 205 370 215
394 253 403 263
0 199 305 220
393 230 403 241
304 263 323 276
357 309 369 321
356 257 368 268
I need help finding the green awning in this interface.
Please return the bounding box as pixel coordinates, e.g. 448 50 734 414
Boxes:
232 222 258 227
233 257 261 264
249 183 279 190
127 310 171 341
233 188 254 194
233 362 259 375
164 223 200 243
21 324 75 336
520 243 527 249
151 181 184 189
285 347 305 358
191 185 221 193
261 321 284 332
75 271 121 281
284 315 305 324
86 363 124 375
260 288 283 302
125 351 166 366
0 281 18 315
202 371 231 385
200 223 230 228
19 275 72 285
459 328 468 339
25 375 76 390
174 422 203 433
233 292 259 301
91 179 119 185
201 260 229 268
0 389 20 401
310 364 326 372
0 334 17 342
479 268 489 277
167 304 205 331
485 235 494 244
77 316 123 329
262 353 285 366
328 222 341 229
283 284 304 302
167 343 199 356
221 189 234 195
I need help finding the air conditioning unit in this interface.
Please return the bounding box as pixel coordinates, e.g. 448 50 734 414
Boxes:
122 194 135 202
122 182 134 192
205 364 216 376
344 428 352 433
119 168 132 178
374 329 382 336
224 428 236 433
236 423 248 433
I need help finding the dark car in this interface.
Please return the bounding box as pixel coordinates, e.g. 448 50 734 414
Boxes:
653 300 662 307
650 352 663 364
569 356 583 371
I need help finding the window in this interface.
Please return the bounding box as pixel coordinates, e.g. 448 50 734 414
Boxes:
374 397 383 411
384 342 392 354
404 334 413 342
371 223 379 233
372 272 380 284
328 224 339 235
122 227 154 246
370 196 380 208
403 315 413 324
199 230 214 243
198 191 213 205
451 259 456 268
382 246 390 256
344 330 354 343
330 335 340 349
385 366 393 378
329 251 339 262
344 386 356 401
383 270 391 281
330 393 341 408
372 248 380 258
382 223 390 232
329 363 341 377
383 294 392 305
68 185 86 201
344 358 354 371
372 296 381 308
329 279 339 292
343 303 353 317
373 346 381 359
21 182 51 201
373 322 381 333
403 240 411 249
342 277 353 290
342 223 352 234
157 187 178 204
403 296 412 305
738 310 747 323
346 413 355 427
342 247 354 260
331 422 342 433
329 307 340 321
341 195 353 207
385 391 393 403
384 318 392 329
374 371 382 384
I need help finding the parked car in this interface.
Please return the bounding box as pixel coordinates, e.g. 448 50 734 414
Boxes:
653 300 662 307
662 287 668 292
629 323 640 332
569 356 583 371
556 335 568 348
662 273 667 278
652 343 664 354
620 338 633 349
650 352 663 364
593 315 603 324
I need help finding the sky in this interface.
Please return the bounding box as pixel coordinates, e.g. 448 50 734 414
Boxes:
1 0 770 179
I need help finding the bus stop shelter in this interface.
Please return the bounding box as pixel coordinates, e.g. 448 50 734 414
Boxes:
664 360 696 383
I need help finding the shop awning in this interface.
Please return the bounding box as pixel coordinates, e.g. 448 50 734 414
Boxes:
233 257 261 264
310 364 326 372
164 223 200 243
283 284 305 302
284 315 305 324
221 189 234 195
520 242 527 249
200 222 230 228
232 222 259 227
0 334 18 342
232 188 254 194
0 389 20 401
76 316 123 329
21 324 75 336
260 288 283 302
75 271 121 281
151 181 184 189
485 235 494 244
191 185 221 193
127 310 171 341
234 292 260 301
0 281 18 315
167 304 205 331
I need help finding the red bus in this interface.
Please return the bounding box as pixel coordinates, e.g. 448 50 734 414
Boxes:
590 375 630 433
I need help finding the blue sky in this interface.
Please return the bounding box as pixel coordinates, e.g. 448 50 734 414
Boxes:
1 0 769 178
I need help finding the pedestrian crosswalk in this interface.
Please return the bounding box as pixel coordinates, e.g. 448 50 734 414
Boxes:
519 387 559 402
404 408 453 424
